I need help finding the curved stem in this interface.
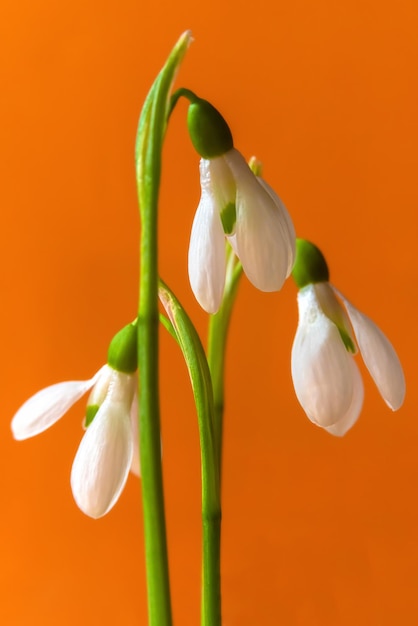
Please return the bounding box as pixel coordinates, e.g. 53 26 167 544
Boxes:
168 87 199 117
158 280 221 626
207 245 243 475
135 31 192 626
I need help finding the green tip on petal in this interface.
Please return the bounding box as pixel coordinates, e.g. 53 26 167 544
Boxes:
187 98 233 158
292 239 330 288
220 201 236 235
85 404 100 427
107 322 138 374
338 327 357 354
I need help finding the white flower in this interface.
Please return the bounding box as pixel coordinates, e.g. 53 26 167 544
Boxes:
291 282 405 436
188 148 295 313
71 369 135 518
11 365 139 517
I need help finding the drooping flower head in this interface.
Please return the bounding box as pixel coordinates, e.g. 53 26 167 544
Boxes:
187 97 296 313
11 321 140 518
291 239 405 436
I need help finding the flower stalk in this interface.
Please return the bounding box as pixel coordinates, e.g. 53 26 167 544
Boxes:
207 245 243 470
159 280 221 626
135 31 192 626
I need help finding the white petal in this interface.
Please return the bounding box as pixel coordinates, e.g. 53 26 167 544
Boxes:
338 291 406 410
324 359 364 436
129 392 163 478
224 149 292 291
188 161 226 313
86 365 113 407
205 155 236 217
129 393 141 477
82 365 115 429
291 285 354 427
11 367 105 440
71 371 135 518
314 283 357 354
256 177 296 277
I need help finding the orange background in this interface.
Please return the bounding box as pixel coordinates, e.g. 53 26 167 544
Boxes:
1 1 417 624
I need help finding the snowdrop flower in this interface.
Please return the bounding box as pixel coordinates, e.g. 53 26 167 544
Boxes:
187 97 295 313
291 239 405 436
71 366 136 518
11 321 140 517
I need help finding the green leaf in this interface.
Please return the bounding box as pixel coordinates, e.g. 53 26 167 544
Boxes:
135 30 192 222
158 279 221 626
158 279 219 502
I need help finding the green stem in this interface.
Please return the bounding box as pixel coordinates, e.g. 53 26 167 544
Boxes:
207 245 243 475
137 138 171 626
135 31 191 626
158 281 221 626
168 87 199 117
137 308 170 626
202 515 221 626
